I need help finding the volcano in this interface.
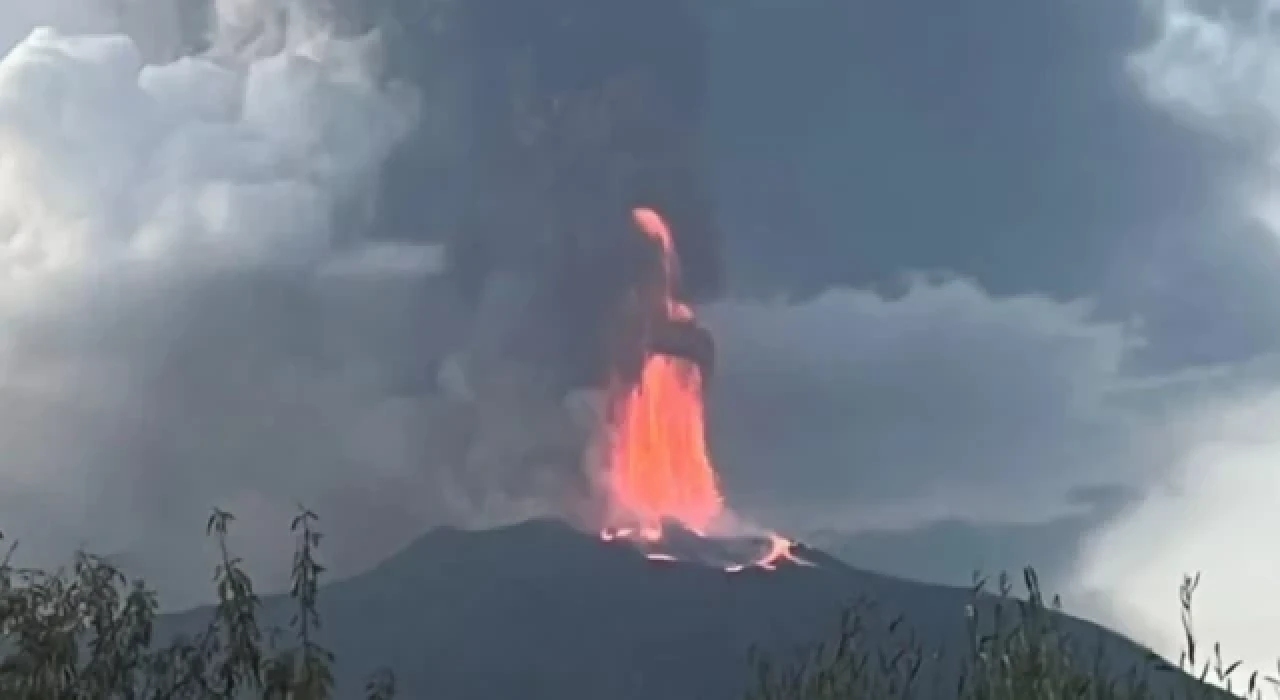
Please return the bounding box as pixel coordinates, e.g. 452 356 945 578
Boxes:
156 520 1215 700
584 207 809 572
134 209 1216 699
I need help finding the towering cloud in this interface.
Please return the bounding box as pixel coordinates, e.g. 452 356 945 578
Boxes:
0 1 465 607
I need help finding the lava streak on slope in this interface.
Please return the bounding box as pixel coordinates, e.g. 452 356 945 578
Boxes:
597 208 810 573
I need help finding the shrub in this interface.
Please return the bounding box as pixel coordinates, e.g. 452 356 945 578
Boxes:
748 569 1260 700
0 507 393 700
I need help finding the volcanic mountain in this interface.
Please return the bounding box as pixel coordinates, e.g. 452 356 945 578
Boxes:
156 519 1214 700
162 208 1215 698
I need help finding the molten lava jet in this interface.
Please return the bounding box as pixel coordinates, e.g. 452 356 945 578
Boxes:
597 207 810 572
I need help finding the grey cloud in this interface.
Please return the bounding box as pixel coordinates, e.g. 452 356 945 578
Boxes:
704 0 1280 374
693 267 1280 670
700 277 1162 531
808 484 1136 592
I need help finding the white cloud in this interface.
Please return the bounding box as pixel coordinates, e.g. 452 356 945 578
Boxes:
1077 377 1280 669
0 4 485 609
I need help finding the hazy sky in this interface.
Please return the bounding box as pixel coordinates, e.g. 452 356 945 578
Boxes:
0 0 1279 677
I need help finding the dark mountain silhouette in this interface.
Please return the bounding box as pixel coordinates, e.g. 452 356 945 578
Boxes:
158 519 1210 699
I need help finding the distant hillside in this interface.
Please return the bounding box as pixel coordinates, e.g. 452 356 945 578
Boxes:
152 519 1224 699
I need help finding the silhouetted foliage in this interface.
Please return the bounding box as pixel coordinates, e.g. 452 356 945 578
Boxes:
748 568 1258 699
0 506 392 700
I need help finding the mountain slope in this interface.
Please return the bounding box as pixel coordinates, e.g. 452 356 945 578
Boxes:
158 519 1206 699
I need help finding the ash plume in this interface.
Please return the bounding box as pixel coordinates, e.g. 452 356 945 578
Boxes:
405 0 724 528
438 0 720 388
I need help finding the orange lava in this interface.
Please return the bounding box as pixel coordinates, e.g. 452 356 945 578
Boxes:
603 208 722 534
605 352 724 533
598 207 807 572
725 534 809 573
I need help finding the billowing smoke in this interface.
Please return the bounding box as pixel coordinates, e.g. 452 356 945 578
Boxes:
0 0 522 608
438 0 719 388
419 0 725 532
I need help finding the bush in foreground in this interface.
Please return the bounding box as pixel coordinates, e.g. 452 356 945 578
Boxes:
0 509 1268 699
750 570 1262 700
0 508 394 700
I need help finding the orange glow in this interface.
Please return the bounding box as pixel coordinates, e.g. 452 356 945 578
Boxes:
597 207 808 573
603 208 724 534
606 352 724 532
750 534 809 571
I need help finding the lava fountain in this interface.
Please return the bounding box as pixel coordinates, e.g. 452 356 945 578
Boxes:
597 207 809 572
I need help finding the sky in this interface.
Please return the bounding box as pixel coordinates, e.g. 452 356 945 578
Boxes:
0 0 1279 678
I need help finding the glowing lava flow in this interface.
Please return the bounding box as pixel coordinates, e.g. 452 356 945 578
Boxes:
598 207 808 572
604 350 723 533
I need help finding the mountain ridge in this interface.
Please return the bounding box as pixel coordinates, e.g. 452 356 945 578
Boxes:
157 518 1215 699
